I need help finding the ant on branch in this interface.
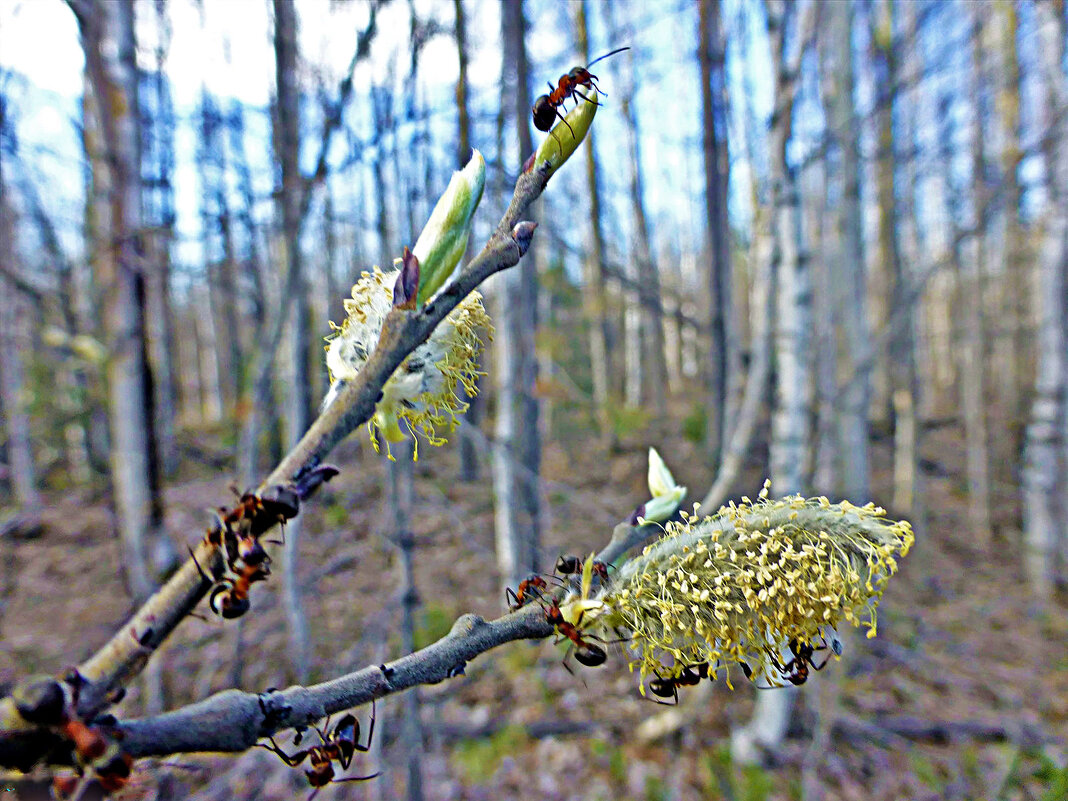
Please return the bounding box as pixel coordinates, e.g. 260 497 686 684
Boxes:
647 662 709 705
506 573 549 611
543 599 607 673
189 544 270 620
12 674 135 800
258 702 379 800
531 46 630 139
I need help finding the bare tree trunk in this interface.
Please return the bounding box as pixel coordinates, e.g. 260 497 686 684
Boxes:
0 188 40 508
618 42 668 419
1022 0 1067 598
273 0 310 681
963 2 993 546
699 0 735 465
993 0 1027 431
732 0 815 764
143 10 180 476
73 0 176 601
575 0 613 445
824 0 870 503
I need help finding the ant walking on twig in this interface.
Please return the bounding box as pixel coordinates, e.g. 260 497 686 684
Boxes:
258 702 379 800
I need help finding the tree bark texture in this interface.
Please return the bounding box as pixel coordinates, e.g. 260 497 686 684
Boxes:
273 0 310 681
74 0 174 602
699 0 735 466
1022 0 1067 598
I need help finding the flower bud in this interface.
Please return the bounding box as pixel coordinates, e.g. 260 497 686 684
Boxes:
530 93 597 178
411 149 485 306
324 266 492 459
639 447 687 523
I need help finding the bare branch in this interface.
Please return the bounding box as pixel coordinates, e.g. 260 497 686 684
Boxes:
117 606 552 758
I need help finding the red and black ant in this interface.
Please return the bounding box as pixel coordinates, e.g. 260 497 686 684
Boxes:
532 47 630 140
190 546 270 620
258 702 379 800
11 674 135 800
208 560 270 620
543 599 607 672
741 637 838 688
646 662 709 705
506 573 549 611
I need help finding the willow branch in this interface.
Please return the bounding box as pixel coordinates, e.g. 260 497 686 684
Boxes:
0 161 553 742
114 605 553 758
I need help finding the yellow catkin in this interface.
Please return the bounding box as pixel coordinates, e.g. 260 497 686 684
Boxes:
324 266 492 458
574 485 913 687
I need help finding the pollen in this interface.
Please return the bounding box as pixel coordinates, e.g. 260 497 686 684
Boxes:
324 266 492 458
582 486 913 686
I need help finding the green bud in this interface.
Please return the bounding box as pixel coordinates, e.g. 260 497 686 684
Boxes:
639 447 686 524
531 94 597 177
412 149 486 306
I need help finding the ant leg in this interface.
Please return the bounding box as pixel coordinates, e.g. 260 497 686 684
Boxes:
811 649 833 671
332 773 382 784
552 108 576 139
188 547 212 584
505 587 520 609
256 737 307 768
354 699 376 753
572 88 604 107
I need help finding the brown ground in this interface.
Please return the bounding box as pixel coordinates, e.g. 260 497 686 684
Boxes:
1 411 1066 801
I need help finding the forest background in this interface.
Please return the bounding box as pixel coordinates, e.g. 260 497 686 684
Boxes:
0 0 1067 799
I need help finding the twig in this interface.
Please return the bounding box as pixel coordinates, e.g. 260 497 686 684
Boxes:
0 158 552 771
115 605 553 758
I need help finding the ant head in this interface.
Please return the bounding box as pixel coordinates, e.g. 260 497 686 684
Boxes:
568 66 593 84
574 643 607 667
532 95 556 131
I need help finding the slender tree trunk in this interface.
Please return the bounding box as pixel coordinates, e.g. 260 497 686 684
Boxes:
73 0 176 601
824 0 870 503
1022 0 1067 598
699 0 735 465
994 0 1027 431
387 443 425 801
963 2 993 545
0 190 40 508
273 0 310 681
145 14 180 476
618 43 668 418
732 0 815 764
575 0 613 445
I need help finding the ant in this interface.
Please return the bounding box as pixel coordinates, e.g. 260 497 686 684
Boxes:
543 599 606 672
190 547 270 619
11 674 134 800
259 702 379 800
532 47 630 140
208 560 270 619
647 662 709 705
506 573 549 611
741 637 838 688
554 554 610 585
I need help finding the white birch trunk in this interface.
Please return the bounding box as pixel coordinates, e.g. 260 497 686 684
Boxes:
731 0 815 764
1022 2 1068 598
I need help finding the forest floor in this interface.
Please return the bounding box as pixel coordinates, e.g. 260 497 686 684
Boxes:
1 409 1066 801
